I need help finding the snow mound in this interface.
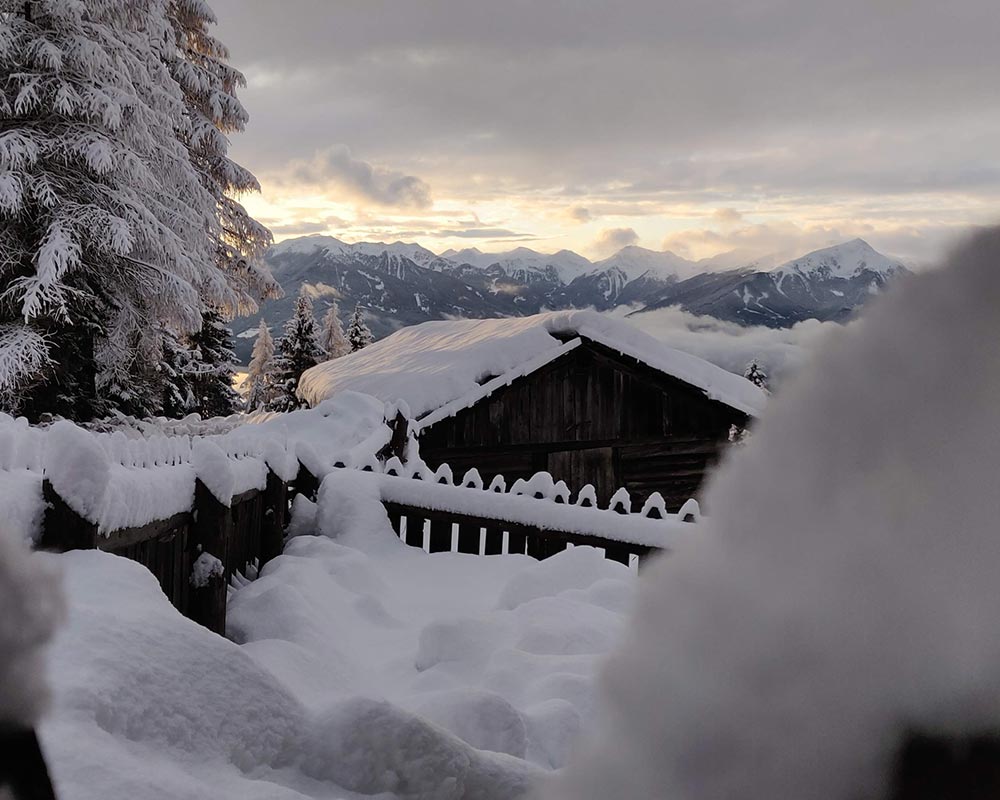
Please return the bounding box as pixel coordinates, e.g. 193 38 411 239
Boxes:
300 696 540 799
543 228 1000 799
497 546 630 610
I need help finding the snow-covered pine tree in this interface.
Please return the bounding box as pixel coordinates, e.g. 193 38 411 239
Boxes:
319 301 350 360
268 293 324 412
245 319 274 411
0 0 221 419
165 0 278 314
346 305 374 352
186 308 239 417
160 329 196 418
744 358 770 392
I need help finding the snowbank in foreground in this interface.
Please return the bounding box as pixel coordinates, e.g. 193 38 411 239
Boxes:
0 527 62 730
40 469 638 798
541 230 1000 798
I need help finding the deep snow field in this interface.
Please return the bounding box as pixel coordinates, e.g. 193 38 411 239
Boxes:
38 475 642 799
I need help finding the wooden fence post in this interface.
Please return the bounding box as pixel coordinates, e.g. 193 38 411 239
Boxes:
260 469 286 567
188 479 232 635
39 479 98 552
293 462 321 502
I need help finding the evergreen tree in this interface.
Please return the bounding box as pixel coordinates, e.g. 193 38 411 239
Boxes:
187 308 239 417
245 319 274 411
268 293 324 412
160 329 196 418
0 0 221 419
744 358 770 392
346 305 374 352
165 0 278 314
319 301 350 360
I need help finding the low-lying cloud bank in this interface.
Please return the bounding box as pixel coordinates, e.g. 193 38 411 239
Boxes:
545 227 1000 798
606 305 845 387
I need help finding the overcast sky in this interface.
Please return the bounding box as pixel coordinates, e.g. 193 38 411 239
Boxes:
212 0 999 264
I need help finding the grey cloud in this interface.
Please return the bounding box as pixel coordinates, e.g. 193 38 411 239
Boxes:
592 227 639 256
447 228 533 239
282 146 433 209
210 0 1000 262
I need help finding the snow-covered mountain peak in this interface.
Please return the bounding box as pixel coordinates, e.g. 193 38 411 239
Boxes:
269 235 347 256
270 236 440 267
592 246 697 282
772 239 907 282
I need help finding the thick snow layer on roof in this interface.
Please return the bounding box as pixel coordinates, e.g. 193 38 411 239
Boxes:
298 311 767 419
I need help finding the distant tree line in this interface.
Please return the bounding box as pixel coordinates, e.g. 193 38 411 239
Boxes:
245 295 374 413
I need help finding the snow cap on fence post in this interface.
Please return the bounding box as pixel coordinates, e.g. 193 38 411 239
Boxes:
45 421 111 523
461 468 483 489
433 463 454 485
640 492 668 520
383 456 405 477
575 484 597 507
609 487 632 515
488 474 507 493
552 480 571 504
678 498 701 523
191 438 235 507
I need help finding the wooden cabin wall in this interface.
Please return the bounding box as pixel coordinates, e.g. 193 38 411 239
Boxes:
417 341 747 511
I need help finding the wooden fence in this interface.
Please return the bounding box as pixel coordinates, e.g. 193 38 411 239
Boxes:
39 467 294 636
38 455 683 634
385 503 657 567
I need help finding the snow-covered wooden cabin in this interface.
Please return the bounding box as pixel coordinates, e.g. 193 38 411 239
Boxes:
298 311 767 511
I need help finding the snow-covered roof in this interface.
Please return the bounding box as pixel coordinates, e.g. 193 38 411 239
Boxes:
297 311 768 421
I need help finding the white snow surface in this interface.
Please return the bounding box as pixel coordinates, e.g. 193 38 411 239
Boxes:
542 228 1000 799
298 310 767 419
39 465 641 799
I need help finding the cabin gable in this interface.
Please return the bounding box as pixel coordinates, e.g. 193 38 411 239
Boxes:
416 338 747 510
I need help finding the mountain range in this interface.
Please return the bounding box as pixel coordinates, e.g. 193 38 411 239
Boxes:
230 235 909 362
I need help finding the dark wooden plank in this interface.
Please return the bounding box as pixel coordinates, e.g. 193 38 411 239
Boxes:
456 522 480 554
97 511 193 552
188 479 232 635
40 479 98 552
404 514 426 549
507 528 527 555
604 543 631 566
525 530 544 560
483 525 503 555
428 519 452 553
261 469 287 566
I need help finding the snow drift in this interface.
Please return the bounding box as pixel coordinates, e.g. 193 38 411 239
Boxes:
541 228 1000 799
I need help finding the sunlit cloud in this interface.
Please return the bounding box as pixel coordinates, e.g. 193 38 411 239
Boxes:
275 145 433 209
